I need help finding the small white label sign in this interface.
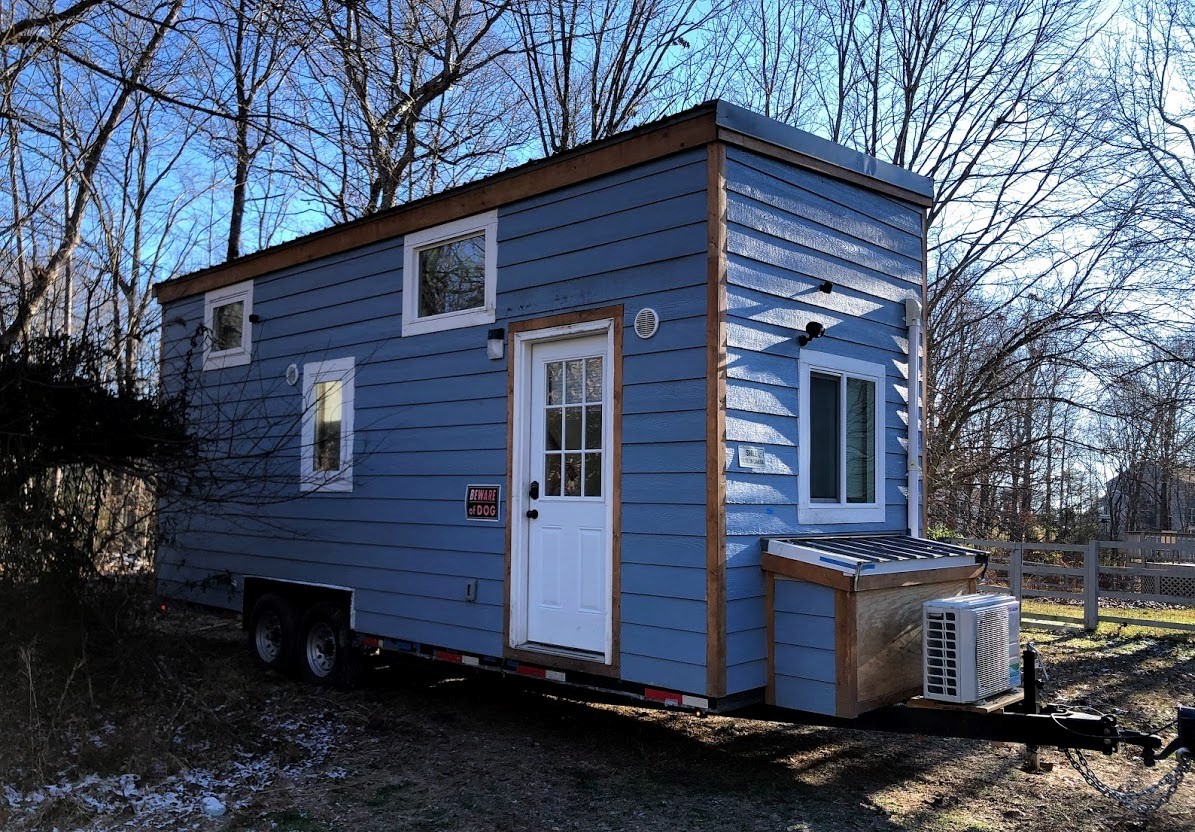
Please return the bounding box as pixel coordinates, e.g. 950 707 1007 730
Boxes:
738 445 766 470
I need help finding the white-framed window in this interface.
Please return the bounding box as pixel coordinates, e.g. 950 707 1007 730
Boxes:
300 357 355 493
203 281 253 370
798 352 886 524
401 210 497 336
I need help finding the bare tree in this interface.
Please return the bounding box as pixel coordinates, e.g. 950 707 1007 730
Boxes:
197 0 307 260
706 0 1174 536
0 0 185 347
510 0 722 155
291 0 518 220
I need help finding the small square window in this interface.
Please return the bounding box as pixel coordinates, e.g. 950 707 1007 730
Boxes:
418 234 486 318
211 300 245 351
301 357 354 492
799 353 886 524
203 281 252 370
402 211 497 336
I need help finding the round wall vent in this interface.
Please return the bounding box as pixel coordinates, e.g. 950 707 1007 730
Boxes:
285 364 299 386
634 307 660 339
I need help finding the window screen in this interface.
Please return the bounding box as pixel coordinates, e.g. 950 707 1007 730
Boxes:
809 371 840 500
845 377 876 503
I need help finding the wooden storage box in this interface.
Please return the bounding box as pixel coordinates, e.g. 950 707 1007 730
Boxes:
763 536 985 719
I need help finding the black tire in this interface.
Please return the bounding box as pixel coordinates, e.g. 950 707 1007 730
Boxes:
248 593 298 674
297 602 357 689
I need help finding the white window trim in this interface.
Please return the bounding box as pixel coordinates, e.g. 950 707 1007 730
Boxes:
798 351 886 524
203 281 253 370
401 210 498 336
300 357 355 493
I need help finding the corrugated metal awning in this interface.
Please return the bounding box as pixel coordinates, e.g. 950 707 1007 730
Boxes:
764 534 984 578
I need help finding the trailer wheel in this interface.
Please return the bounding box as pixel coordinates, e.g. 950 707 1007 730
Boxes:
248 593 298 673
298 602 356 688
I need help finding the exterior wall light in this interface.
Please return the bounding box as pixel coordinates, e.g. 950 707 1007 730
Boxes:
487 327 505 360
798 321 826 346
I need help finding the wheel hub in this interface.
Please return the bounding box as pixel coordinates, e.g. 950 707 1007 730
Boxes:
255 610 283 663
306 621 337 677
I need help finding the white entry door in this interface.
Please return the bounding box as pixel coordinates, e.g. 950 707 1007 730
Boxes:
522 332 612 656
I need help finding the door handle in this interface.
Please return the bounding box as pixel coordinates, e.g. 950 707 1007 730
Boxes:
526 509 539 519
529 480 539 500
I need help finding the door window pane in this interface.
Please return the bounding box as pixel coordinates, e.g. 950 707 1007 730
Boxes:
564 454 582 497
565 360 584 404
545 454 562 496
846 378 876 503
417 233 485 317
545 407 562 451
585 357 603 402
584 453 602 497
809 372 840 500
584 405 602 450
314 380 343 472
547 362 563 405
212 301 244 351
564 406 582 450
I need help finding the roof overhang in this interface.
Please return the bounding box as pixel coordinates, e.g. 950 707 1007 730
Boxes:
154 101 934 305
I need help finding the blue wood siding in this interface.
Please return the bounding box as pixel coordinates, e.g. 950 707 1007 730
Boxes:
771 578 838 714
158 149 711 693
721 147 924 694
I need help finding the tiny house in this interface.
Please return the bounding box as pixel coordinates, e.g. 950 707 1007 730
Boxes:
155 101 984 716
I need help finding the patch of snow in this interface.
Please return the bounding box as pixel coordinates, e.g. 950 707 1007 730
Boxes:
2 694 349 831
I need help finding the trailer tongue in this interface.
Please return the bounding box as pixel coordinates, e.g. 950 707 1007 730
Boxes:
740 644 1192 814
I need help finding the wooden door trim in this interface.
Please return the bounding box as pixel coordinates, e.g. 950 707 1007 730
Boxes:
503 306 623 678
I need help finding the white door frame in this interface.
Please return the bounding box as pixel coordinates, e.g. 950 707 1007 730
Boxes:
509 317 615 663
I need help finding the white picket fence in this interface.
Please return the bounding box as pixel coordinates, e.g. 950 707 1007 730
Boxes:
957 539 1195 633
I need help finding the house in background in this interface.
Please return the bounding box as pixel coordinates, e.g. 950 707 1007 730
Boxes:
154 101 984 719
1104 462 1195 540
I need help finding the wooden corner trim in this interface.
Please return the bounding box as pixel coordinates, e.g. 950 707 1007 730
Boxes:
764 571 776 705
155 112 720 304
834 589 859 718
705 143 728 699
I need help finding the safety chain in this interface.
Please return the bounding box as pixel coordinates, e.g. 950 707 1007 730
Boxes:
1062 747 1191 815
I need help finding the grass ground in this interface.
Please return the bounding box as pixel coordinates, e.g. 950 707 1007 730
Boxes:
2 606 1193 831
1022 598 1195 637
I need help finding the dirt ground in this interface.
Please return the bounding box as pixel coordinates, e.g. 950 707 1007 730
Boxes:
2 609 1193 832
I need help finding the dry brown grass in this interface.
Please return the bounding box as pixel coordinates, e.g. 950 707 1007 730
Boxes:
3 598 1193 832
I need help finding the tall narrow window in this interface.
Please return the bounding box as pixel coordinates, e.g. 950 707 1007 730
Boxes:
799 354 886 524
203 281 253 370
314 380 343 472
302 358 355 492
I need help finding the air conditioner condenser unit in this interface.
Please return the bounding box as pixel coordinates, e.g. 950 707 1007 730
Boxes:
923 594 1022 704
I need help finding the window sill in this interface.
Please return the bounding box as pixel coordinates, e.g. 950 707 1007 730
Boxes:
300 474 353 493
402 306 495 337
798 503 886 525
203 348 250 371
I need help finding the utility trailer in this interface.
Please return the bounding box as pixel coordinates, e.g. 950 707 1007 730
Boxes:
153 101 1191 808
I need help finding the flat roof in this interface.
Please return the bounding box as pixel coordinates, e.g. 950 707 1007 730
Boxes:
155 100 934 304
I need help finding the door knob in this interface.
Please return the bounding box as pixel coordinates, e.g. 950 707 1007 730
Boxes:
526 509 539 519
